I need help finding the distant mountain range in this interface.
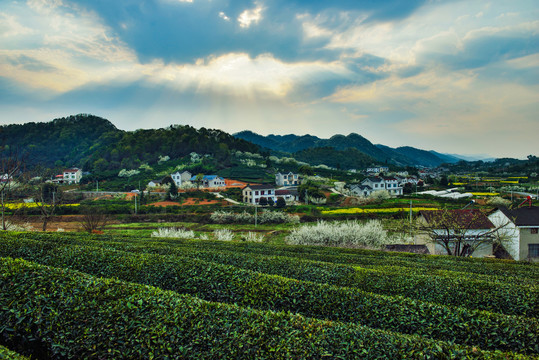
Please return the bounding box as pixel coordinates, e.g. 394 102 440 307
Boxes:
234 131 464 168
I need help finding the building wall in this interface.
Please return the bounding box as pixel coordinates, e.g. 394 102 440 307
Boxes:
488 210 520 260
519 228 539 261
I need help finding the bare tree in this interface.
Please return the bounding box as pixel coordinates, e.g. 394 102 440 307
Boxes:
0 146 24 230
34 182 62 231
416 209 510 257
80 209 108 233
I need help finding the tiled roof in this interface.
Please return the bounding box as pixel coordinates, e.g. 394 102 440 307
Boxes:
419 209 494 229
243 184 275 190
497 206 539 226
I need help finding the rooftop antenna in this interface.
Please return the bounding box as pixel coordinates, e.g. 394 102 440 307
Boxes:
461 199 475 209
518 195 532 208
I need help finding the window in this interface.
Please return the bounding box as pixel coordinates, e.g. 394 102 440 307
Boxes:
529 244 539 257
255 191 259 196
531 228 538 234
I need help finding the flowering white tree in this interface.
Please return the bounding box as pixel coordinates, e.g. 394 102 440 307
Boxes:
287 220 392 248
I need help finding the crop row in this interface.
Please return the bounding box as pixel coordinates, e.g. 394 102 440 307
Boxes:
2 257 531 360
0 236 537 354
3 232 538 315
0 346 28 360
16 231 537 284
22 231 535 317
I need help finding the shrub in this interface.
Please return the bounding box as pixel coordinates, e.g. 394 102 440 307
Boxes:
151 227 195 239
214 228 234 241
242 232 265 243
259 211 300 224
487 196 511 208
369 190 391 202
287 220 391 248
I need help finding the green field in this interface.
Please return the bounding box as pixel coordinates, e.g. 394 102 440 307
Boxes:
0 231 538 359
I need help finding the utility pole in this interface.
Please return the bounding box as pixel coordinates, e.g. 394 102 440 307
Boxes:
134 194 137 214
254 204 258 227
409 200 412 240
305 190 308 205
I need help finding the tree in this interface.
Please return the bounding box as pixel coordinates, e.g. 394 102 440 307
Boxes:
194 173 204 189
267 197 275 207
167 181 178 200
259 197 268 206
298 165 314 176
0 146 24 230
80 208 108 234
403 182 413 194
416 209 510 257
34 182 62 231
276 197 286 208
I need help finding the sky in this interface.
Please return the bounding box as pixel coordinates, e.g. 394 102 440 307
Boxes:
0 0 538 159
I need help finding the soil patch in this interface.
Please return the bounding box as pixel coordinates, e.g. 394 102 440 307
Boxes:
148 198 224 207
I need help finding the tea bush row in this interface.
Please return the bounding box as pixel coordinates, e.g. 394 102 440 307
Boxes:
2 257 529 360
46 233 535 317
5 232 538 284
0 237 537 354
0 346 29 360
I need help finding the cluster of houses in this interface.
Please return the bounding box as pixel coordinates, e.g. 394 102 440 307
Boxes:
148 171 226 189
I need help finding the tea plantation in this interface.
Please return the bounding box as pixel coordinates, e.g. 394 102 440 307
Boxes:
0 232 538 359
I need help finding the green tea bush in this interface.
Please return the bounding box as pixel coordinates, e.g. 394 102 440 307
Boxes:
0 346 29 360
3 257 528 359
0 237 537 354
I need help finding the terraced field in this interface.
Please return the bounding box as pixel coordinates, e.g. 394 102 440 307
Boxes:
0 232 538 359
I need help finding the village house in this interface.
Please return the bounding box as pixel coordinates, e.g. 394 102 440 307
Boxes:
53 168 82 184
242 184 276 205
415 209 496 257
147 179 163 187
349 184 374 197
170 171 192 187
488 203 539 261
275 172 301 186
191 175 226 188
360 177 403 196
275 189 299 203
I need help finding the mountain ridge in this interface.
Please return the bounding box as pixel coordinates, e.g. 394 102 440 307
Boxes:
234 130 461 167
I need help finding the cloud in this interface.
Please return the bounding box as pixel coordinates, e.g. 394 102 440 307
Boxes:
238 2 264 28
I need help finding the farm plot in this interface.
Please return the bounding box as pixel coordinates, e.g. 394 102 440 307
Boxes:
0 231 538 359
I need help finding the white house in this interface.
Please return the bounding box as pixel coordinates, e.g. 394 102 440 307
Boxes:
170 171 192 187
488 205 539 261
416 210 496 257
349 184 374 197
275 189 299 203
62 168 82 184
275 172 301 186
360 177 403 196
147 179 163 187
191 175 226 188
242 184 276 205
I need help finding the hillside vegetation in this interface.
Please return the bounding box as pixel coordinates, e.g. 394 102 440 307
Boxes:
0 114 260 172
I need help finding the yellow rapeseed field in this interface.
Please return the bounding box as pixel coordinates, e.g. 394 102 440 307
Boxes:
321 207 439 215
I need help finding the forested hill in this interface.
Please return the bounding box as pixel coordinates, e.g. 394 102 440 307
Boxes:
0 114 260 171
0 114 121 168
234 131 460 167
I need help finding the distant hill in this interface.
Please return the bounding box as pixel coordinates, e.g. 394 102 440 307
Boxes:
0 114 260 172
234 131 459 167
